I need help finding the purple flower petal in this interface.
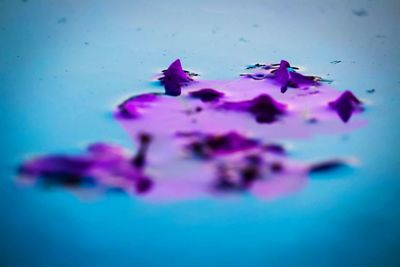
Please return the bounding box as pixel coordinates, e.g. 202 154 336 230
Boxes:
220 94 286 123
135 176 154 193
132 133 152 169
19 141 155 194
117 93 159 119
290 71 319 87
328 90 363 122
183 131 259 158
189 88 224 102
161 59 192 96
272 60 320 93
263 144 286 154
212 152 296 193
19 156 93 179
213 153 265 191
273 60 291 93
309 159 349 174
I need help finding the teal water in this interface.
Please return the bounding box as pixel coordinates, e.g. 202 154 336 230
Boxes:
1 0 400 266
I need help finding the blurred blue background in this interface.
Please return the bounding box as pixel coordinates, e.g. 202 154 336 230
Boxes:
1 0 400 266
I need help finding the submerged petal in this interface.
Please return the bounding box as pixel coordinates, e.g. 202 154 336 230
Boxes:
19 156 94 183
19 141 154 194
309 159 349 174
135 176 154 193
189 88 224 102
183 131 259 158
220 94 286 123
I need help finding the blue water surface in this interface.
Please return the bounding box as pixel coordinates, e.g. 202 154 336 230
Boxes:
1 0 400 266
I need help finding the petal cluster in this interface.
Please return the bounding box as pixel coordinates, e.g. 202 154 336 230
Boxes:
19 135 154 194
18 59 367 200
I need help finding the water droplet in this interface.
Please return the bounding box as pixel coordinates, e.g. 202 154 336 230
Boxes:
57 17 67 24
352 8 368 17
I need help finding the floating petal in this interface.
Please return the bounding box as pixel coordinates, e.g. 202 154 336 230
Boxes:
161 59 192 96
328 90 363 122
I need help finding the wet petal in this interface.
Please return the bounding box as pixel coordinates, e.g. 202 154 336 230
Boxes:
328 90 363 122
135 176 154 193
19 141 155 195
183 131 259 158
117 93 159 119
189 88 224 102
272 60 320 93
309 159 349 174
161 59 192 96
220 94 286 123
20 156 94 179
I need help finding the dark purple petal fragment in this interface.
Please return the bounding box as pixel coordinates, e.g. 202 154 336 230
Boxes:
161 59 192 96
274 60 291 93
185 132 259 158
306 117 319 124
88 143 123 156
19 156 93 177
328 90 363 122
132 133 152 169
220 94 286 123
270 162 284 173
189 88 224 102
246 63 268 70
214 163 240 191
214 153 265 191
244 154 263 165
19 156 95 186
263 144 286 154
241 72 270 80
290 72 319 87
205 132 258 154
19 141 155 194
135 176 154 193
309 159 349 174
117 93 159 119
239 159 262 187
